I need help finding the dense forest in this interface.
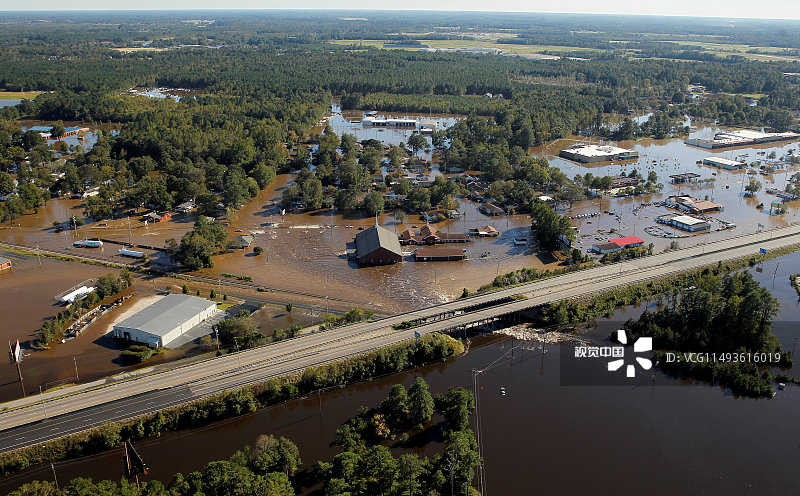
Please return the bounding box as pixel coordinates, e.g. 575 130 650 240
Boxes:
1 11 800 252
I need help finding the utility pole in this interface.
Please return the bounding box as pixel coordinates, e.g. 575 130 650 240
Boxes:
73 357 79 381
235 341 242 370
35 246 41 268
51 463 59 490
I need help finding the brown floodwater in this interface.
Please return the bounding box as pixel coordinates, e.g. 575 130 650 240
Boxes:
3 252 800 495
205 173 556 314
0 253 204 401
536 124 800 253
0 249 362 404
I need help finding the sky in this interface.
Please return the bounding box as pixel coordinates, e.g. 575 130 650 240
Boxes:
0 0 799 19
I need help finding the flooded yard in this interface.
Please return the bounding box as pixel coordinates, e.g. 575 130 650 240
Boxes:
5 253 800 495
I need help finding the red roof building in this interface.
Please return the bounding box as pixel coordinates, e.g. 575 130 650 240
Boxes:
608 236 645 249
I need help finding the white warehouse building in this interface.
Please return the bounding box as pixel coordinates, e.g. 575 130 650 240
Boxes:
112 294 218 348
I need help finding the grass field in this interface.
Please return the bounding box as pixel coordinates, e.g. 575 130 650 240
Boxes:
111 47 169 53
330 39 600 55
332 36 800 62
0 91 45 99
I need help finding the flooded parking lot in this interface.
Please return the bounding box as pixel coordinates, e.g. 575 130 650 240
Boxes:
538 123 800 252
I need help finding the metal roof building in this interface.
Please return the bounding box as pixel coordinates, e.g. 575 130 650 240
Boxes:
112 294 217 348
354 224 402 265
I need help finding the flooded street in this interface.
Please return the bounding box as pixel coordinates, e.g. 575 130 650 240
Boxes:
206 173 552 313
539 124 800 252
3 251 800 495
4 251 800 494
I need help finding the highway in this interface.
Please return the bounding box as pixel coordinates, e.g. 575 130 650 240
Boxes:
0 224 799 452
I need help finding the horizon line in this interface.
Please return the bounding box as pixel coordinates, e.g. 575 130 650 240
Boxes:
0 8 797 22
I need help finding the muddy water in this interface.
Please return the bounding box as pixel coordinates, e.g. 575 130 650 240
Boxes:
312 100 462 156
537 124 800 252
0 253 206 400
5 253 800 495
0 197 193 266
207 174 555 313
0 247 363 403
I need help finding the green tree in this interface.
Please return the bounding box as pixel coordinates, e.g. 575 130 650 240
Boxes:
335 188 358 214
248 434 302 476
530 200 573 251
745 178 762 197
437 387 474 431
50 121 66 140
442 430 481 496
363 190 385 216
407 133 428 158
0 172 13 195
380 384 409 430
408 376 435 427
301 178 323 210
177 232 216 270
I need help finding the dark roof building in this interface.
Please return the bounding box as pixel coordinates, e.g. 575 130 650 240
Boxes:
414 247 467 261
398 225 470 245
354 224 403 265
233 235 255 248
591 242 622 254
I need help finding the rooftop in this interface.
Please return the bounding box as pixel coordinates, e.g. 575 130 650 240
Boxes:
415 247 465 257
0 256 11 265
703 156 744 166
671 214 708 226
609 236 644 246
114 294 216 337
669 173 701 180
355 224 402 257
562 144 634 157
593 242 620 251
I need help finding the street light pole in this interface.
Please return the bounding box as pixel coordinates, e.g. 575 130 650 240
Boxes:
235 341 242 370
73 357 79 381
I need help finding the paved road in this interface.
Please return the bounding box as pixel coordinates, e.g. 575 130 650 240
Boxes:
0 225 798 452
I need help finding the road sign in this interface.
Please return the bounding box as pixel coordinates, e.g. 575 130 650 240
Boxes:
760 248 768 254
414 331 421 340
